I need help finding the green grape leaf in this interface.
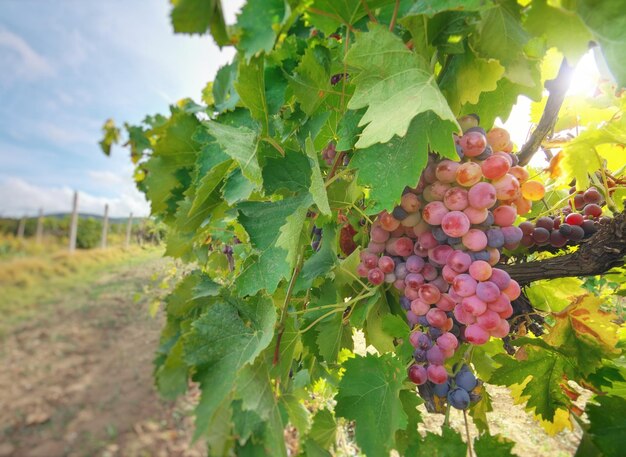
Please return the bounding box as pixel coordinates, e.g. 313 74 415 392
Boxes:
350 113 457 214
305 137 331 215
473 3 529 66
237 0 287 59
214 59 240 112
295 223 338 292
222 168 256 205
206 398 234 456
474 433 516 456
335 353 407 457
460 78 527 128
232 399 264 444
185 294 275 439
491 346 573 422
307 0 395 35
308 409 337 449
205 121 262 187
395 389 423 454
276 199 311 267
263 151 311 195
236 56 270 131
188 158 232 218
578 0 626 88
316 312 353 364
281 394 311 435
236 360 275 420
582 395 626 456
407 427 467 456
408 0 492 16
155 339 188 399
439 49 505 112
469 386 493 434
336 109 365 151
525 0 592 63
288 45 331 115
170 0 229 45
364 293 396 353
99 118 120 156
346 24 458 148
526 277 586 312
236 194 312 296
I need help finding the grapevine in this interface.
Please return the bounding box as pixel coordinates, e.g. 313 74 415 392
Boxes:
99 1 626 456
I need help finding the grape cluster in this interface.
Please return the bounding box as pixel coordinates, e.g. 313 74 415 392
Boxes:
519 187 608 248
311 226 322 251
322 142 337 166
356 121 543 409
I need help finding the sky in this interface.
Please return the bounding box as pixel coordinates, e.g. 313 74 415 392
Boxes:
0 0 244 218
0 1 604 218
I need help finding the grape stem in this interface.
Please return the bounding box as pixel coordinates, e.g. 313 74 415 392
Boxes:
389 0 400 31
517 58 573 166
463 409 473 457
360 0 378 23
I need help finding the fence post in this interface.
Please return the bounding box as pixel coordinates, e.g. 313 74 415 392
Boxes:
125 212 133 248
17 216 26 240
35 208 44 244
69 191 78 253
101 204 109 249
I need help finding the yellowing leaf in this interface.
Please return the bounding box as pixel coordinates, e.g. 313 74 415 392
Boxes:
526 277 586 312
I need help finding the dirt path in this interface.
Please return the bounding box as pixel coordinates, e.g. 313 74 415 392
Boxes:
0 252 202 457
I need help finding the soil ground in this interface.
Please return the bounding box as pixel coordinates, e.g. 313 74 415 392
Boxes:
0 249 582 456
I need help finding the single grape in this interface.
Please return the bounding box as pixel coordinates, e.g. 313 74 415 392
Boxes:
433 381 450 397
368 268 384 285
521 180 546 201
436 293 456 312
583 187 602 204
492 174 521 201
447 250 472 273
475 281 500 303
486 127 510 151
502 280 521 300
392 206 408 220
460 131 487 157
573 194 585 210
437 332 459 350
420 284 442 305
448 387 471 410
501 225 523 246
550 230 568 247
481 155 510 180
360 251 378 268
408 364 428 385
565 212 585 226
464 324 490 345
531 227 550 243
581 219 598 236
558 223 573 237
436 160 461 183
519 221 534 235
469 260 492 282
406 255 425 273
569 225 585 241
426 308 448 328
379 211 400 231
441 211 471 237
378 256 395 273
423 201 449 225
464 206 489 224
443 187 470 211
401 192 421 212
489 268 511 290
508 165 529 183
462 229 488 251
493 205 517 227
486 228 505 248
490 319 510 338
462 295 487 316
427 345 445 365
453 274 478 297
370 225 390 243
468 182 497 209
455 370 477 391
427 364 448 384
458 114 480 132
584 203 602 218
456 162 483 187
476 310 501 331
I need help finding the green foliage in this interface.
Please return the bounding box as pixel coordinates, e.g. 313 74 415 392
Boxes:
103 1 626 455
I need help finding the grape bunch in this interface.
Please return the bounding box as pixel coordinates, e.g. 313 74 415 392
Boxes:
519 187 609 249
311 226 322 251
322 142 337 166
355 120 543 410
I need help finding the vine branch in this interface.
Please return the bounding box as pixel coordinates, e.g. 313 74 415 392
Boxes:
501 211 626 286
516 58 574 166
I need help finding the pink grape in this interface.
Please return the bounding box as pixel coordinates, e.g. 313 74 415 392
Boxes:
384 273 396 283
502 225 523 246
427 364 448 384
436 160 460 183
453 304 476 325
492 174 520 201
409 364 428 384
490 319 510 338
418 231 438 250
423 201 449 225
423 163 437 183
368 268 384 285
442 265 459 283
429 245 454 265
427 308 448 328
481 155 510 180
405 288 419 300
422 264 438 281
411 299 430 316
468 182 497 209
462 229 488 251
427 345 445 365
443 187 469 211
405 273 425 289
460 131 487 157
441 211 471 237
492 205 517 226
430 181 452 200
456 162 483 187
409 330 424 348
367 242 386 254
419 284 442 305
437 332 459 350
379 211 401 231
378 256 395 273
401 193 421 212
463 207 488 224
487 248 501 266
406 255 425 273
401 212 421 227
357 263 369 277
468 260 492 281
489 268 511 290
464 324 490 345
452 274 478 297
371 225 390 243
475 281 500 303
497 301 513 319
447 250 472 273
436 294 456 312
488 293 511 313
394 279 406 290
476 310 501 331
503 280 521 300
461 295 487 316
494 151 513 166
360 251 378 269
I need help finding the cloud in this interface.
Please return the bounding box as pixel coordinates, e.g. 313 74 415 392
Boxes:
0 26 54 84
0 177 149 218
